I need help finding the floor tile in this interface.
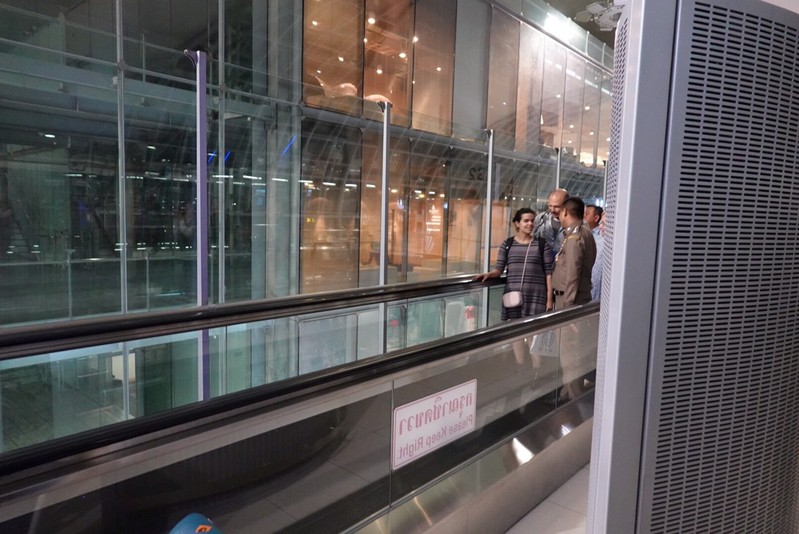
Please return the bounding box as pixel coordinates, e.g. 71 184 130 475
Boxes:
505 500 585 534
547 465 590 515
504 464 589 533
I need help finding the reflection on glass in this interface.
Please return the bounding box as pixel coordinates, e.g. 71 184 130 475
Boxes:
299 313 357 373
553 314 598 403
580 63 602 168
516 24 545 153
561 52 585 162
491 156 538 261
446 150 486 276
597 74 613 169
364 0 413 125
124 67 198 311
1 3 116 64
299 306 382 371
540 39 566 150
303 0 363 114
407 141 449 279
411 0 456 135
486 9 520 149
123 1 207 81
359 131 383 286
0 67 121 324
560 52 585 162
300 119 361 293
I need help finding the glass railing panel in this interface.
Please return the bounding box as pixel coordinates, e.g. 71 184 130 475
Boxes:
0 341 131 452
487 284 505 327
404 290 482 347
299 308 369 373
0 286 497 453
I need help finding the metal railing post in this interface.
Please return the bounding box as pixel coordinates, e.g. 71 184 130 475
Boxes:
378 101 392 353
186 49 211 400
481 129 495 329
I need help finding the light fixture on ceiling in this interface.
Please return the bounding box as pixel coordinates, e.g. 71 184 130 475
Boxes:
574 1 626 31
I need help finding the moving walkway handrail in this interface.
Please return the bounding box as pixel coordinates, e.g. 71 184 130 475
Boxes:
0 299 599 481
0 274 493 361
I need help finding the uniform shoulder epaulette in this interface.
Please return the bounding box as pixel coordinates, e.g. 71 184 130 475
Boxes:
565 229 581 241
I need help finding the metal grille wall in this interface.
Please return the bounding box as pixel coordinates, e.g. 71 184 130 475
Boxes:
589 9 627 508
641 1 799 531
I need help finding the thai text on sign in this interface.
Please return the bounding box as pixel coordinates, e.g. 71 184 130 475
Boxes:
391 379 477 470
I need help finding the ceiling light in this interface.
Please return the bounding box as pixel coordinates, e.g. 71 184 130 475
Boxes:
367 17 376 24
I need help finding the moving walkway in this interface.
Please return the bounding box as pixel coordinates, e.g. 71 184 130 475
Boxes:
0 279 597 533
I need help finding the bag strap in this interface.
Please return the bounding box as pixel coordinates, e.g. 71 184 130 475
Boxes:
539 236 546 271
518 239 533 292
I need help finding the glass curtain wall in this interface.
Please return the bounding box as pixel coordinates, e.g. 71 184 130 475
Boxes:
0 0 612 450
486 10 520 150
411 0 456 135
0 0 610 325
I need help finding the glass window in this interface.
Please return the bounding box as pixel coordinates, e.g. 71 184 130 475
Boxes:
452 0 489 137
407 140 449 280
446 149 487 276
364 0 413 125
387 138 412 283
122 1 211 81
561 52 585 162
516 23 545 153
300 119 361 293
597 73 613 169
539 39 566 151
124 64 198 311
2 2 116 63
359 130 383 287
303 0 363 115
580 63 602 168
411 0 456 135
204 96 299 304
490 156 538 265
0 7 123 325
486 9 520 149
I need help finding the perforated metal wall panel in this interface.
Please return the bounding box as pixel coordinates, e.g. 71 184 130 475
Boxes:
588 9 625 516
637 0 799 532
592 0 799 532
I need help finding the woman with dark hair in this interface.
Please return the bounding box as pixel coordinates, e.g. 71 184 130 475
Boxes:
475 207 553 361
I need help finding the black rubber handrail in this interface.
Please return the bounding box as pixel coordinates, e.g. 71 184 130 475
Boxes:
0 274 502 361
0 301 599 481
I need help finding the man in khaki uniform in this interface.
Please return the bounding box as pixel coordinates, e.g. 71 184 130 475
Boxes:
551 196 597 400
